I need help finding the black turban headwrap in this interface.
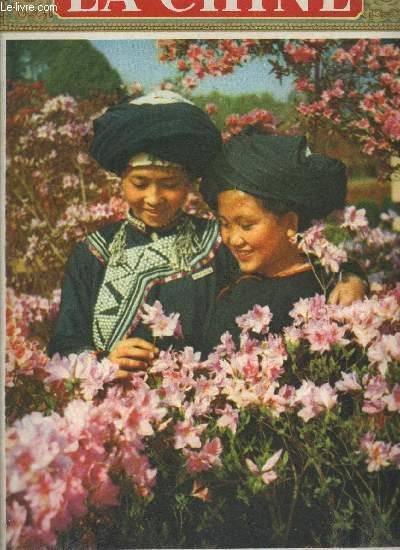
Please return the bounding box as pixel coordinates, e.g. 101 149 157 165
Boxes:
201 127 347 222
90 100 222 178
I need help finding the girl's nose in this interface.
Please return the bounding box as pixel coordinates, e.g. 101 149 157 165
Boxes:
145 184 164 206
228 228 245 247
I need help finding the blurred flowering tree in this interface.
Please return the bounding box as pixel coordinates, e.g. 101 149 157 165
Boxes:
6 80 127 295
158 39 400 175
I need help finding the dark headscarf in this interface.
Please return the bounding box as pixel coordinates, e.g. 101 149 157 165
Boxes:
90 95 222 178
201 127 347 221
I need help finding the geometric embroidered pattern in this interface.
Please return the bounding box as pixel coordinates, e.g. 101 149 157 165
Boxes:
91 218 220 352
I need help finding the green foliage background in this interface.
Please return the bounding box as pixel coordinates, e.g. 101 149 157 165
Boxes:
6 40 122 99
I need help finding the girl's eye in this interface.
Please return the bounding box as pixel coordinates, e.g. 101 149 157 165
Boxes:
240 223 254 230
130 181 146 189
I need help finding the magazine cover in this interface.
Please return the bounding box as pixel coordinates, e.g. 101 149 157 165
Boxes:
2 2 400 548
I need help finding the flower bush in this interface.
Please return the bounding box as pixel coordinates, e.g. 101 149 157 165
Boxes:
6 206 400 547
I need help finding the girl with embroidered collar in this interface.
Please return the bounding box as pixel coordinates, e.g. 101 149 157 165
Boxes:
49 91 225 375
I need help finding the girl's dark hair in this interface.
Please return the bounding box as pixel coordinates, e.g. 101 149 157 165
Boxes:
257 196 312 232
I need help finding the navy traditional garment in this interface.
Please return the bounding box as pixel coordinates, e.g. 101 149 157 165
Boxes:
202 270 321 354
49 215 236 357
49 90 229 358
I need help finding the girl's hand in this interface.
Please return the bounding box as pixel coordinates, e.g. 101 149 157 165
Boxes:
328 275 367 307
108 337 159 377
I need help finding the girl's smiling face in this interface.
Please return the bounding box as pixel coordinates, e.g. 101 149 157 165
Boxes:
122 165 190 228
218 189 299 277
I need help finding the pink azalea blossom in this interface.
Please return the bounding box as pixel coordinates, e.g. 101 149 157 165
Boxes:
335 371 362 393
173 419 207 450
362 399 386 414
215 404 239 434
303 319 348 353
141 300 182 339
296 381 338 422
341 206 369 233
184 437 223 474
246 448 283 485
205 103 218 115
236 304 273 334
359 433 392 472
384 384 400 412
368 334 400 375
363 375 388 401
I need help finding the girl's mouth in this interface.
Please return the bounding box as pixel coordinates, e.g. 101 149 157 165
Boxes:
234 249 253 261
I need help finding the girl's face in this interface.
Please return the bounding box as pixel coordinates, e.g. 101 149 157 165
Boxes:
122 165 190 228
218 190 298 277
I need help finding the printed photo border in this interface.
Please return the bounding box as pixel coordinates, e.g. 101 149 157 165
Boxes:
1 26 400 550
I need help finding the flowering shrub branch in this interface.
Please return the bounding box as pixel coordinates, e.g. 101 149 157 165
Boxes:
158 39 400 176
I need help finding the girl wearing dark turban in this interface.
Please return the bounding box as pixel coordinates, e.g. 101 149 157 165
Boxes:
201 128 367 352
49 91 235 373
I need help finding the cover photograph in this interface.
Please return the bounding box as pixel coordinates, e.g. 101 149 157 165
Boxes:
2 3 400 548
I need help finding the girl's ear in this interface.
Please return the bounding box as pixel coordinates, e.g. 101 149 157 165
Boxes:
284 211 299 238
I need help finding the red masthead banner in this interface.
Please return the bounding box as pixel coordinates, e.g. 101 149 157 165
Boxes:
55 0 364 19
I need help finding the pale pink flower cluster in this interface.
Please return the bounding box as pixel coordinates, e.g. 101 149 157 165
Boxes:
35 120 90 142
215 404 239 434
295 222 348 273
349 221 400 280
359 432 400 472
287 290 399 421
7 379 167 547
55 198 126 240
6 288 61 385
41 95 77 115
287 294 349 353
45 352 119 401
141 300 182 339
236 304 273 334
341 206 369 233
335 371 362 393
62 173 80 190
335 293 399 350
205 322 293 416
295 381 338 422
